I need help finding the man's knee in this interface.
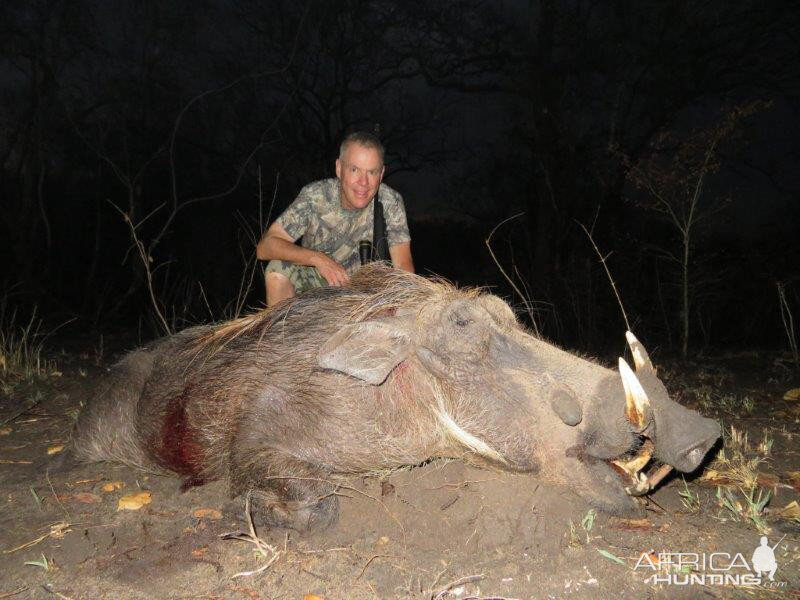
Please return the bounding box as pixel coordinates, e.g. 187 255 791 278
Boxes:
265 271 295 306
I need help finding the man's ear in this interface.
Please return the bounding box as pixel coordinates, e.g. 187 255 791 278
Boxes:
318 319 412 385
335 158 342 179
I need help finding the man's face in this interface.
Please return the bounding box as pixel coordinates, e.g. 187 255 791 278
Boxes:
335 143 385 211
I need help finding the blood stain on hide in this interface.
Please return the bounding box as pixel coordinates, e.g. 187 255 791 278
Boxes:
154 385 205 482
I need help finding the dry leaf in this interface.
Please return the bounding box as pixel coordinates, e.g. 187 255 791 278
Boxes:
101 481 126 493
192 508 222 520
118 491 152 511
73 492 101 504
784 388 800 401
698 469 731 485
611 517 651 531
756 473 780 488
774 500 800 520
192 546 209 557
0 426 12 436
47 445 64 455
786 471 800 493
643 551 660 567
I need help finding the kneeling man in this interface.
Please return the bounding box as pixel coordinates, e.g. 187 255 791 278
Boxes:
257 131 414 306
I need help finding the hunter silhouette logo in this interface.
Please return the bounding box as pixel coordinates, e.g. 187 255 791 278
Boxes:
751 535 783 582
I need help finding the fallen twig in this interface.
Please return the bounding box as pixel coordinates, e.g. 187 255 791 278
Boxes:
3 522 71 554
355 553 398 581
431 574 485 600
41 584 75 600
0 395 44 427
221 493 283 578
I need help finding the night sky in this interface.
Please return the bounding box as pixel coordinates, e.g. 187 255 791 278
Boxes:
2 0 799 355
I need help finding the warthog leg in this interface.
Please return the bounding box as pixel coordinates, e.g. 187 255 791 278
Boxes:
229 447 339 531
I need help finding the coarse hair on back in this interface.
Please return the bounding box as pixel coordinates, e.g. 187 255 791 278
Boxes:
191 263 482 355
339 131 385 164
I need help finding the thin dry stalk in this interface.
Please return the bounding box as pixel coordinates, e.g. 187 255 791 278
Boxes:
777 281 799 365
108 201 171 336
485 213 540 335
577 220 631 332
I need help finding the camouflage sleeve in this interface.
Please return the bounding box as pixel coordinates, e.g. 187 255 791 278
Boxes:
380 186 411 247
274 186 314 241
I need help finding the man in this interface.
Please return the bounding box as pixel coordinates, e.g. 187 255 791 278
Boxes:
257 132 414 306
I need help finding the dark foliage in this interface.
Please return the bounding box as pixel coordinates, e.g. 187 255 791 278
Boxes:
1 0 799 355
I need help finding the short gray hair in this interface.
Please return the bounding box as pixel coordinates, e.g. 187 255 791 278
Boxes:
339 131 385 165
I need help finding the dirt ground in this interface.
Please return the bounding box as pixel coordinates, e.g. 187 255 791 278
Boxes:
1 335 799 599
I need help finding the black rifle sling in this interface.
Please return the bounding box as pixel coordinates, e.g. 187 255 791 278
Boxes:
373 194 390 261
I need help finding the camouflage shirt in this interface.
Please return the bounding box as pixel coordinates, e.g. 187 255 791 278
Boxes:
275 178 411 274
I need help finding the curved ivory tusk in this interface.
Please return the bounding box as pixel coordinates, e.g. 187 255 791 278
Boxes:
625 331 655 373
619 357 650 430
645 464 674 490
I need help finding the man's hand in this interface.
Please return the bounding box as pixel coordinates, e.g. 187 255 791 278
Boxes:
257 222 350 286
313 253 350 286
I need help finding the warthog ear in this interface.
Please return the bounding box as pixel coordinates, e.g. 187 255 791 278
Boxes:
317 319 412 385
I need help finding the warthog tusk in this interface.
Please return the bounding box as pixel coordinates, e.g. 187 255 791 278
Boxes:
610 440 676 496
611 449 675 497
625 331 655 373
643 464 674 490
612 439 654 496
618 358 650 431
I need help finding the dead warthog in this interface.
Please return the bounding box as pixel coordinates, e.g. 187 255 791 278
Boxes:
73 264 719 529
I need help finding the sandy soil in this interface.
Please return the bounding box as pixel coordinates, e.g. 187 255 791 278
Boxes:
1 338 799 599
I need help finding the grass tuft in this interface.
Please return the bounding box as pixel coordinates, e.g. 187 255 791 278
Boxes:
0 304 55 386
